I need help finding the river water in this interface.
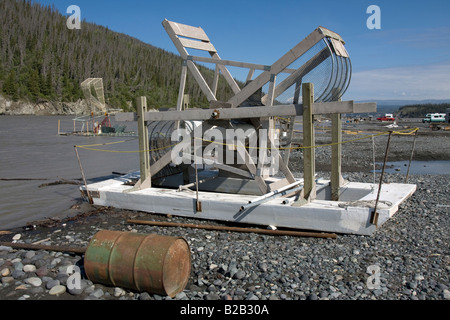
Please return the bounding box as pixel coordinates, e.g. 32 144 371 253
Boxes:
1 116 449 231
0 116 139 230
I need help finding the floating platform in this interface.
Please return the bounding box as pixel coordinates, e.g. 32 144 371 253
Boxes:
82 172 416 236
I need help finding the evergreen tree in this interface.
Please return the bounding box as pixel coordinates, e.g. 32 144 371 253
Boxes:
27 69 41 101
0 0 238 109
3 69 18 101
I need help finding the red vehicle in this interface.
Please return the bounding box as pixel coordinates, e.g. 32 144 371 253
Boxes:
377 116 395 121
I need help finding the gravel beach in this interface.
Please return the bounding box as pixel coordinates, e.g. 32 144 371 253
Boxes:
0 120 449 303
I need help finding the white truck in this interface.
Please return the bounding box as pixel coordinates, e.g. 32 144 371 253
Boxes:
423 113 446 123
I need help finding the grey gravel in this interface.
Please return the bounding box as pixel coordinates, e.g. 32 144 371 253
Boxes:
0 126 449 300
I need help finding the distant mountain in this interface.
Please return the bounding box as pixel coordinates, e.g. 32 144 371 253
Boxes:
357 99 450 107
0 0 236 111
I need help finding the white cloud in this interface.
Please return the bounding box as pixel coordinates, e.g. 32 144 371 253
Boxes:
344 63 450 101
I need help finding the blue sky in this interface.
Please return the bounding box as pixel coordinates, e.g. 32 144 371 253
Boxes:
34 0 450 101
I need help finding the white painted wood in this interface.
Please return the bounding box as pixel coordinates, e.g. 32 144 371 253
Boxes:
227 28 324 108
163 19 210 42
176 62 188 111
116 101 376 122
84 174 417 235
261 48 330 105
179 38 217 53
163 19 217 102
210 53 241 94
318 27 344 43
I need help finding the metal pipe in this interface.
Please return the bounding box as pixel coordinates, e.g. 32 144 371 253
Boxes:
177 176 216 192
247 180 303 205
74 146 93 204
405 130 419 183
195 162 202 212
0 241 86 255
127 219 337 239
371 131 393 226
240 184 304 212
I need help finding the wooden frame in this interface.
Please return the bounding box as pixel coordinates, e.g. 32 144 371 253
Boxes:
118 20 375 200
162 20 349 109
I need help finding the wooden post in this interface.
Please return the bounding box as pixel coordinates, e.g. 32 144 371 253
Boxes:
371 131 393 226
175 60 189 129
136 96 151 189
301 83 316 202
74 147 93 204
183 94 190 110
266 74 277 106
58 119 61 135
331 112 343 201
211 65 219 97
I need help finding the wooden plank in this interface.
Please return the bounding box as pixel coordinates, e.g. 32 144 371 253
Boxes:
211 64 220 96
163 19 210 41
261 48 330 105
136 96 151 189
227 28 324 108
190 55 269 71
313 101 353 114
210 53 241 94
163 19 217 102
179 38 217 53
189 55 296 74
353 102 377 113
331 112 343 201
265 74 277 106
176 61 188 111
318 27 345 43
235 139 268 194
246 69 255 82
118 100 369 123
301 83 316 201
211 162 254 179
282 116 296 165
187 60 217 101
150 151 173 178
143 104 302 121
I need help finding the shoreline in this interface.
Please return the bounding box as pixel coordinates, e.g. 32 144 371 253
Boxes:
1 121 449 301
1 170 448 301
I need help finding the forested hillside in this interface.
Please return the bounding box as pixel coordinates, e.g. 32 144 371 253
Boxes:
0 0 236 111
397 103 450 118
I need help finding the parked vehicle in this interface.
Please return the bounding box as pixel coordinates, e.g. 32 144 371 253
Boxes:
377 113 395 121
423 113 446 123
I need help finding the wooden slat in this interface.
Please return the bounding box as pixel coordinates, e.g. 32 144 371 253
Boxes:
179 38 216 53
190 55 269 71
331 112 343 201
301 83 316 201
261 48 330 105
187 60 217 101
353 102 377 113
227 28 324 108
118 100 372 123
150 151 173 178
176 62 188 111
189 55 296 74
164 19 210 41
211 53 241 94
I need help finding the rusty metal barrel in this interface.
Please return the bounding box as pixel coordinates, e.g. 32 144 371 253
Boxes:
84 230 191 297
